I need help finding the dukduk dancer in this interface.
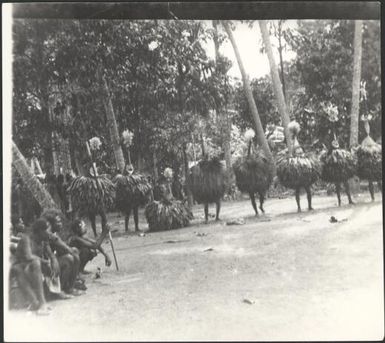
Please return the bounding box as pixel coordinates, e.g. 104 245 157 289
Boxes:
319 103 356 206
67 137 115 238
276 121 320 212
356 115 382 201
233 129 274 215
114 130 153 233
189 136 227 223
145 167 192 231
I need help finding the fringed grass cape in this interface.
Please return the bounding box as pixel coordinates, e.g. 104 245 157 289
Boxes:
276 150 320 189
233 152 274 194
145 199 192 232
320 148 356 183
356 136 382 181
113 174 152 212
189 157 226 204
68 176 115 216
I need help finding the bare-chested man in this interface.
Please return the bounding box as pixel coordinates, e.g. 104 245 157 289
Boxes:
41 210 84 295
11 219 53 315
68 219 112 273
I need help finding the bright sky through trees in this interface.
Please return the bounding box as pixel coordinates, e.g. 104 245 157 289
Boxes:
204 20 298 81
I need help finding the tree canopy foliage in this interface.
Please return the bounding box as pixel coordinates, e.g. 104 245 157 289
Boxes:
12 19 381 177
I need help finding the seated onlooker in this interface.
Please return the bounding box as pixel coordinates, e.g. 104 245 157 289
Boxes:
68 219 112 273
10 219 53 315
41 209 84 296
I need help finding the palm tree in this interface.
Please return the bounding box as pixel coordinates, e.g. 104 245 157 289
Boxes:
259 20 293 154
98 67 126 173
222 21 273 162
350 20 363 147
12 141 59 210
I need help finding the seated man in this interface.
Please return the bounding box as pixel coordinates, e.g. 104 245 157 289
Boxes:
40 209 84 295
68 219 112 273
11 219 53 315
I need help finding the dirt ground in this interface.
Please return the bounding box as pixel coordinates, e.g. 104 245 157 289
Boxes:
5 191 384 341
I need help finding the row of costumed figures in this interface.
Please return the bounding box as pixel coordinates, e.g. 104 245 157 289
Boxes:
14 111 381 236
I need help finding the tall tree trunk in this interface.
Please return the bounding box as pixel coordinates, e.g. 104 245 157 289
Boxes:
74 148 85 176
51 132 60 175
350 20 363 147
277 21 286 100
153 151 159 180
33 157 43 175
259 20 293 155
182 142 193 208
60 103 72 175
222 21 273 162
99 70 126 173
349 20 364 194
213 20 233 185
12 141 59 210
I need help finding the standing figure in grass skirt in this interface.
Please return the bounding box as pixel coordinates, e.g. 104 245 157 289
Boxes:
113 163 153 233
189 155 227 223
319 106 356 206
67 163 115 238
356 115 382 201
145 168 193 232
276 121 320 212
233 129 274 216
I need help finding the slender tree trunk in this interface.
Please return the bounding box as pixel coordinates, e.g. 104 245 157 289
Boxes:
183 143 193 208
153 151 158 180
223 111 232 181
51 132 60 175
99 71 126 173
277 21 286 100
12 141 59 210
222 21 273 162
213 20 232 185
259 21 293 155
350 20 363 147
29 158 35 173
349 20 364 194
33 157 43 175
74 149 85 176
60 104 72 175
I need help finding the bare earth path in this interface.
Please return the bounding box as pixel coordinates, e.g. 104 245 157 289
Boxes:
5 192 384 341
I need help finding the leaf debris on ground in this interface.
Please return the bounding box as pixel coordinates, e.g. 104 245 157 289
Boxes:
226 218 245 225
243 298 255 305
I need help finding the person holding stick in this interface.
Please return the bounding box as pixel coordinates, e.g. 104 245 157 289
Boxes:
67 136 119 270
68 219 112 273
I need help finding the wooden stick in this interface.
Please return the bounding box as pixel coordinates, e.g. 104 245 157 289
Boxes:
86 140 119 271
108 230 119 271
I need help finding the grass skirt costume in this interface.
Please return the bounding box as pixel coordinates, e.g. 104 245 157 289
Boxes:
145 183 192 232
276 121 320 211
320 148 356 183
234 151 273 195
356 136 382 182
114 173 152 211
67 175 115 216
276 150 320 189
189 157 226 204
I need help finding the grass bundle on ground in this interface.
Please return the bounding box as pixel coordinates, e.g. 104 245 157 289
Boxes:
145 199 193 232
276 150 320 189
320 148 357 183
189 157 226 204
68 176 115 216
233 151 274 194
113 174 152 211
356 137 382 181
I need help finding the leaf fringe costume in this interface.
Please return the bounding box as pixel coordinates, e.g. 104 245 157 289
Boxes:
276 121 320 211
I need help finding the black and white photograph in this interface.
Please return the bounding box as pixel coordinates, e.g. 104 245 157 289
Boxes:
3 1 383 341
